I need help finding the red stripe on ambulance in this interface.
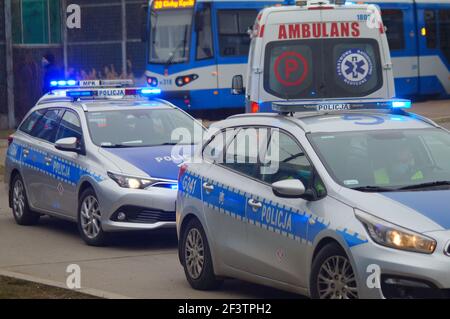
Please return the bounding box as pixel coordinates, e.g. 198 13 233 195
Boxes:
278 22 360 40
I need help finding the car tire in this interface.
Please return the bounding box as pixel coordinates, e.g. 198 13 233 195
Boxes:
77 187 109 246
181 218 223 290
10 174 40 226
310 243 359 299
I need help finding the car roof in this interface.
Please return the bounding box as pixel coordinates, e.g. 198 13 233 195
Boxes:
226 111 437 133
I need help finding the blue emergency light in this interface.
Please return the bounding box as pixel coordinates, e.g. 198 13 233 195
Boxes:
140 88 162 95
272 98 412 114
392 100 412 109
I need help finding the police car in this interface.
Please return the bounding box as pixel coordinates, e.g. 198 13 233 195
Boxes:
5 80 203 246
231 0 395 113
177 98 450 299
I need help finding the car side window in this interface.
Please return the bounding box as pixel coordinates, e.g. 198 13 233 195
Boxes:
203 128 236 163
261 130 326 197
222 127 269 179
30 109 63 143
56 110 83 143
19 110 45 134
260 130 313 186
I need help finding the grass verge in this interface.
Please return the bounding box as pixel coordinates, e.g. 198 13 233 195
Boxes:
0 275 100 299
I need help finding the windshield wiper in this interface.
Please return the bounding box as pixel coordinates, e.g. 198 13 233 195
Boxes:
397 181 450 191
101 144 136 148
350 185 395 193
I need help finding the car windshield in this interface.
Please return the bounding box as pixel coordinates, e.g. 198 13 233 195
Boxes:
86 108 203 148
149 8 193 64
264 39 382 99
308 128 450 191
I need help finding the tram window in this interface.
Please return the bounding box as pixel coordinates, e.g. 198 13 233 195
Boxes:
424 10 438 49
439 10 450 63
381 9 405 50
196 5 214 60
218 10 258 57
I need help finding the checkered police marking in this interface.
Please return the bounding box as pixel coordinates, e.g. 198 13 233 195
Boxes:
179 170 367 248
337 49 373 86
7 142 104 186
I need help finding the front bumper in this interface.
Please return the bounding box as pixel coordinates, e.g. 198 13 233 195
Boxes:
352 232 450 299
96 179 177 232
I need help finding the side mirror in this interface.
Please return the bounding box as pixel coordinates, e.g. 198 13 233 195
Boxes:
231 75 244 95
272 179 306 198
140 5 149 42
55 137 80 153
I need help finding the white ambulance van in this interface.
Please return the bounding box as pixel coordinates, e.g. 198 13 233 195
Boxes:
231 0 396 113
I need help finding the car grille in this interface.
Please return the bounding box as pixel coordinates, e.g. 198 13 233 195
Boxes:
111 206 176 224
131 210 176 223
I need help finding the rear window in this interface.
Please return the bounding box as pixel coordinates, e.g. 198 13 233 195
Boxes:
264 38 383 99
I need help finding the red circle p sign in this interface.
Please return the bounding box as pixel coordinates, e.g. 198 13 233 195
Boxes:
274 51 309 87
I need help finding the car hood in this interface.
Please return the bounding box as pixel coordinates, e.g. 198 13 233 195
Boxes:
336 188 450 233
99 145 194 180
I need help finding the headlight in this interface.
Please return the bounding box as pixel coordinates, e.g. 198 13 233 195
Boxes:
107 172 153 189
355 209 436 254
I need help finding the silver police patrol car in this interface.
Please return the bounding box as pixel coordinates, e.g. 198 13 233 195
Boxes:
177 99 450 299
5 80 203 246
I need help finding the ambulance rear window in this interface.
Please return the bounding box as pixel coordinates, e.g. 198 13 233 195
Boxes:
264 39 383 99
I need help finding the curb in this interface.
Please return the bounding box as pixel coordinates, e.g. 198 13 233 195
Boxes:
0 269 131 299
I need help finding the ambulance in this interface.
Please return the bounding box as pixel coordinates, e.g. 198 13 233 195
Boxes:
231 0 396 113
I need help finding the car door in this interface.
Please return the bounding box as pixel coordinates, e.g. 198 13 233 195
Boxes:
245 128 326 288
16 109 46 208
200 126 268 272
22 108 63 212
49 109 85 219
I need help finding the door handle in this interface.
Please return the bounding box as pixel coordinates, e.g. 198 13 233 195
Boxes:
248 198 262 210
203 182 214 193
44 156 52 165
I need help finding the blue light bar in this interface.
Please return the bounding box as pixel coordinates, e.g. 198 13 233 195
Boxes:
272 98 412 113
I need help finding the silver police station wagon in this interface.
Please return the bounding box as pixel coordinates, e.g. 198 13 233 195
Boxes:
177 99 450 299
5 80 203 246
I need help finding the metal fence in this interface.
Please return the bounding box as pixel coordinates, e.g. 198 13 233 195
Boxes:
1 0 148 129
65 0 147 82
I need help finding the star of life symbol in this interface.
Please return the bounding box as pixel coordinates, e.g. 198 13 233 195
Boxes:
219 191 225 205
337 49 373 86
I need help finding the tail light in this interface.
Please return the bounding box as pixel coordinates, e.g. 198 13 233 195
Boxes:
178 164 188 181
7 135 13 147
250 101 260 113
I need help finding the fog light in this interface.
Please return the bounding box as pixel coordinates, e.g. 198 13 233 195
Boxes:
117 212 126 221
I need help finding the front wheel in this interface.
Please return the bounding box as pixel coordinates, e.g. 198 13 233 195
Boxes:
310 243 359 299
10 174 40 225
181 218 222 290
78 188 109 246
